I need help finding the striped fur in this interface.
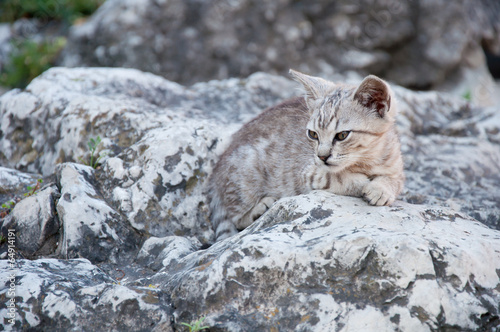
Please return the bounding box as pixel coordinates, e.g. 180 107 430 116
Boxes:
208 70 404 241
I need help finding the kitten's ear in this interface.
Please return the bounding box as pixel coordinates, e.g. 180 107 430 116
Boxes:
354 75 392 117
289 69 333 100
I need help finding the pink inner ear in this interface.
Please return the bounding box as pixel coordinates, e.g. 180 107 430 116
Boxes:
355 79 391 117
371 91 390 115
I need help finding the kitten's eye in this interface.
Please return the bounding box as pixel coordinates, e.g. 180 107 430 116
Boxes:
335 131 350 141
307 130 319 140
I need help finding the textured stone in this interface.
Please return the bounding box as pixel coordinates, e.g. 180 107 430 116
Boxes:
0 166 41 209
153 192 500 331
1 67 499 231
54 162 142 263
0 258 172 331
394 87 500 229
0 67 499 331
1 184 60 257
135 236 201 272
61 0 500 91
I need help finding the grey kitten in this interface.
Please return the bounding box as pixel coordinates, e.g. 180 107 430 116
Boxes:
208 70 404 241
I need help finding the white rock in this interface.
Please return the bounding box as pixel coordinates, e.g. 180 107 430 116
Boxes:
159 191 500 331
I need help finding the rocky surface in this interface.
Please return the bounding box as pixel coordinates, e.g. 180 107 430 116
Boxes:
0 258 173 331
61 0 500 91
156 192 500 331
1 67 500 330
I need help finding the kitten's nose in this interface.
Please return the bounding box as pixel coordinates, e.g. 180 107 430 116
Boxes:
319 155 330 163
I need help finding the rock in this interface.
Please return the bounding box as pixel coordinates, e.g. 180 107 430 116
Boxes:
135 236 201 272
55 162 142 263
0 258 172 331
151 192 500 331
0 67 295 176
96 124 220 243
0 166 41 209
1 184 60 257
0 67 499 330
2 66 498 230
394 87 500 229
61 0 500 90
0 162 143 265
0 67 296 247
2 192 500 331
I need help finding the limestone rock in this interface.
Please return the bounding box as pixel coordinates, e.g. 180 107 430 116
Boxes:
2 192 499 331
394 87 500 229
0 258 172 331
152 192 500 331
61 0 500 89
0 67 295 176
1 67 498 230
1 184 60 257
0 67 499 331
0 166 41 210
0 67 296 246
55 162 142 263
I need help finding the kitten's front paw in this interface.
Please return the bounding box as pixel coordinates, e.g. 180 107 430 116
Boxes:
250 196 277 221
362 181 395 206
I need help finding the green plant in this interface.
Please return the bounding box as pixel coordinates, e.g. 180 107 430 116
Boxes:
1 200 16 218
180 316 210 332
0 37 66 88
0 0 104 24
0 0 104 89
0 179 42 218
462 90 472 101
1 201 15 210
25 179 43 197
79 136 105 169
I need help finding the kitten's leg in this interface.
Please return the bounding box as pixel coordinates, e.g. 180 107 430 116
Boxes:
362 176 399 206
214 197 277 241
251 196 277 221
239 196 277 229
215 221 238 242
210 192 239 241
319 171 370 197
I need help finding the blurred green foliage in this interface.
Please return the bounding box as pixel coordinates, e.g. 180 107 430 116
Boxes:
0 0 104 88
462 90 472 101
0 0 104 24
0 37 67 88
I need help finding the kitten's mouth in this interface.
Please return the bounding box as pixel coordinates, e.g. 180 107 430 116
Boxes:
318 158 337 167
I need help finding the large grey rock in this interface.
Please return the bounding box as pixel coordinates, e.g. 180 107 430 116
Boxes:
0 258 172 331
153 192 500 331
0 162 143 265
0 67 499 331
1 184 60 257
55 162 142 263
0 67 296 247
3 193 499 331
0 67 295 175
3 67 498 230
394 87 500 229
61 0 500 90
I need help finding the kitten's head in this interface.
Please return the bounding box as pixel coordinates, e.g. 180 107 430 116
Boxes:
289 69 396 171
